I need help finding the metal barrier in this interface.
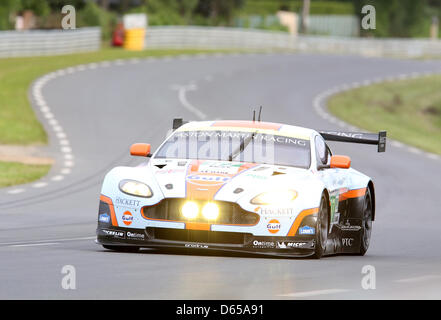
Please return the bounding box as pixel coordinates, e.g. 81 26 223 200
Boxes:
0 27 101 58
146 26 441 58
1 25 440 59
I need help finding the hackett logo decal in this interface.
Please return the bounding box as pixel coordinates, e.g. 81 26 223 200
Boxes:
115 197 140 207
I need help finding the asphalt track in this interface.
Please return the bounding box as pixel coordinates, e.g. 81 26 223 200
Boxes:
1 53 441 299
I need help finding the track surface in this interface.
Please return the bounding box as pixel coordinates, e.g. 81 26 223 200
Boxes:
1 53 441 299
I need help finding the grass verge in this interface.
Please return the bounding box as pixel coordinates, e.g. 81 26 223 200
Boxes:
0 47 227 188
0 162 51 188
328 75 441 155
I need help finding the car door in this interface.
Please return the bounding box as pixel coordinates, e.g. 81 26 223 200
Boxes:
314 135 348 231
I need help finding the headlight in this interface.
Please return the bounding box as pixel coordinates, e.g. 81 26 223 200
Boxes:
119 180 153 198
202 202 219 220
250 190 298 205
181 201 199 219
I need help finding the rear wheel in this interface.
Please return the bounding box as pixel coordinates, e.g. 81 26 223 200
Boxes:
312 194 329 259
102 245 140 253
358 188 373 256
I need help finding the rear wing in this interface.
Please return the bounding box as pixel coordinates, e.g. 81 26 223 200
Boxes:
319 130 387 152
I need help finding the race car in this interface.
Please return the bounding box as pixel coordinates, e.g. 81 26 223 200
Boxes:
96 118 386 258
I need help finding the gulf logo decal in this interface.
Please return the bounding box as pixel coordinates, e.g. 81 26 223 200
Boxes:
186 160 256 200
186 173 231 187
267 219 281 234
122 211 133 226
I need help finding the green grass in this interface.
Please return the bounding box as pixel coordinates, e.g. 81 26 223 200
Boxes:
0 47 226 145
0 162 51 188
328 75 441 154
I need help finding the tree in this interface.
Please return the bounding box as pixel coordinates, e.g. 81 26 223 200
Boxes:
194 0 244 24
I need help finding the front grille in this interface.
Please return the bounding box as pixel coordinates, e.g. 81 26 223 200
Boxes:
147 228 246 245
142 199 259 225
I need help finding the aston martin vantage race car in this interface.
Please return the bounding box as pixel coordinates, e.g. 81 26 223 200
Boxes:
96 119 386 258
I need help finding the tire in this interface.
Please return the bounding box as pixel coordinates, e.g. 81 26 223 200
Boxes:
312 194 329 259
102 245 140 253
358 188 373 256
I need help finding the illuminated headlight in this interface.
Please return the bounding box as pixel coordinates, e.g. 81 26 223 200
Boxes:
202 202 219 220
119 180 152 198
250 190 298 205
181 201 199 219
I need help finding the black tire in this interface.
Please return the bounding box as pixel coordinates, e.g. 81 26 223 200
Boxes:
312 194 329 259
358 188 373 256
102 245 140 253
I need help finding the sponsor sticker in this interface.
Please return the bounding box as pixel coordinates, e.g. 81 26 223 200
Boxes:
287 242 309 248
252 240 276 248
199 162 241 175
340 220 361 231
122 211 133 226
256 207 294 217
156 168 186 174
244 173 268 180
342 238 355 247
185 243 209 249
126 231 145 240
267 219 281 234
299 226 315 235
98 213 110 223
277 242 287 249
101 229 125 239
115 197 141 208
186 174 230 186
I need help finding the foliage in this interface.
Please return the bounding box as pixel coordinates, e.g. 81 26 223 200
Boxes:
77 1 117 40
240 0 355 15
355 0 433 38
0 0 19 30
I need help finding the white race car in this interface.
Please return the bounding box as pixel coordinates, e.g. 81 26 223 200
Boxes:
96 119 386 258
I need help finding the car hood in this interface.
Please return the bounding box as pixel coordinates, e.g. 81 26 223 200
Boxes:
147 158 316 202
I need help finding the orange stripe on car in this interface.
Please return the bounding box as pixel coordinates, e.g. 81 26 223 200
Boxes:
211 120 282 130
339 188 367 201
287 207 319 236
186 222 210 231
100 195 118 227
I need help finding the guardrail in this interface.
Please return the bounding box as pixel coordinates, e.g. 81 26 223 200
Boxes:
146 26 441 58
0 27 101 58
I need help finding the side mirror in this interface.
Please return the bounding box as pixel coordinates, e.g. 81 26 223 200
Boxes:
130 143 151 157
330 155 351 169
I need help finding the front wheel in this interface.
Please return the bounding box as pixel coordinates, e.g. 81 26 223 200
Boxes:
312 194 329 259
358 188 373 256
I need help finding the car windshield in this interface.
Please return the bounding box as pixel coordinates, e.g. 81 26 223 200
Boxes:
154 130 311 169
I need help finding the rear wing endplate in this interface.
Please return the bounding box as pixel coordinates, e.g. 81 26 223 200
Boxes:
319 130 387 152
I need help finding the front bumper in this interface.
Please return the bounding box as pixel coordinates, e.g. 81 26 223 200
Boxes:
96 225 316 257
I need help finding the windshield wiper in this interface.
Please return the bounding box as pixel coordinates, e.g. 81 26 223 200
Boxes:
228 131 257 161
